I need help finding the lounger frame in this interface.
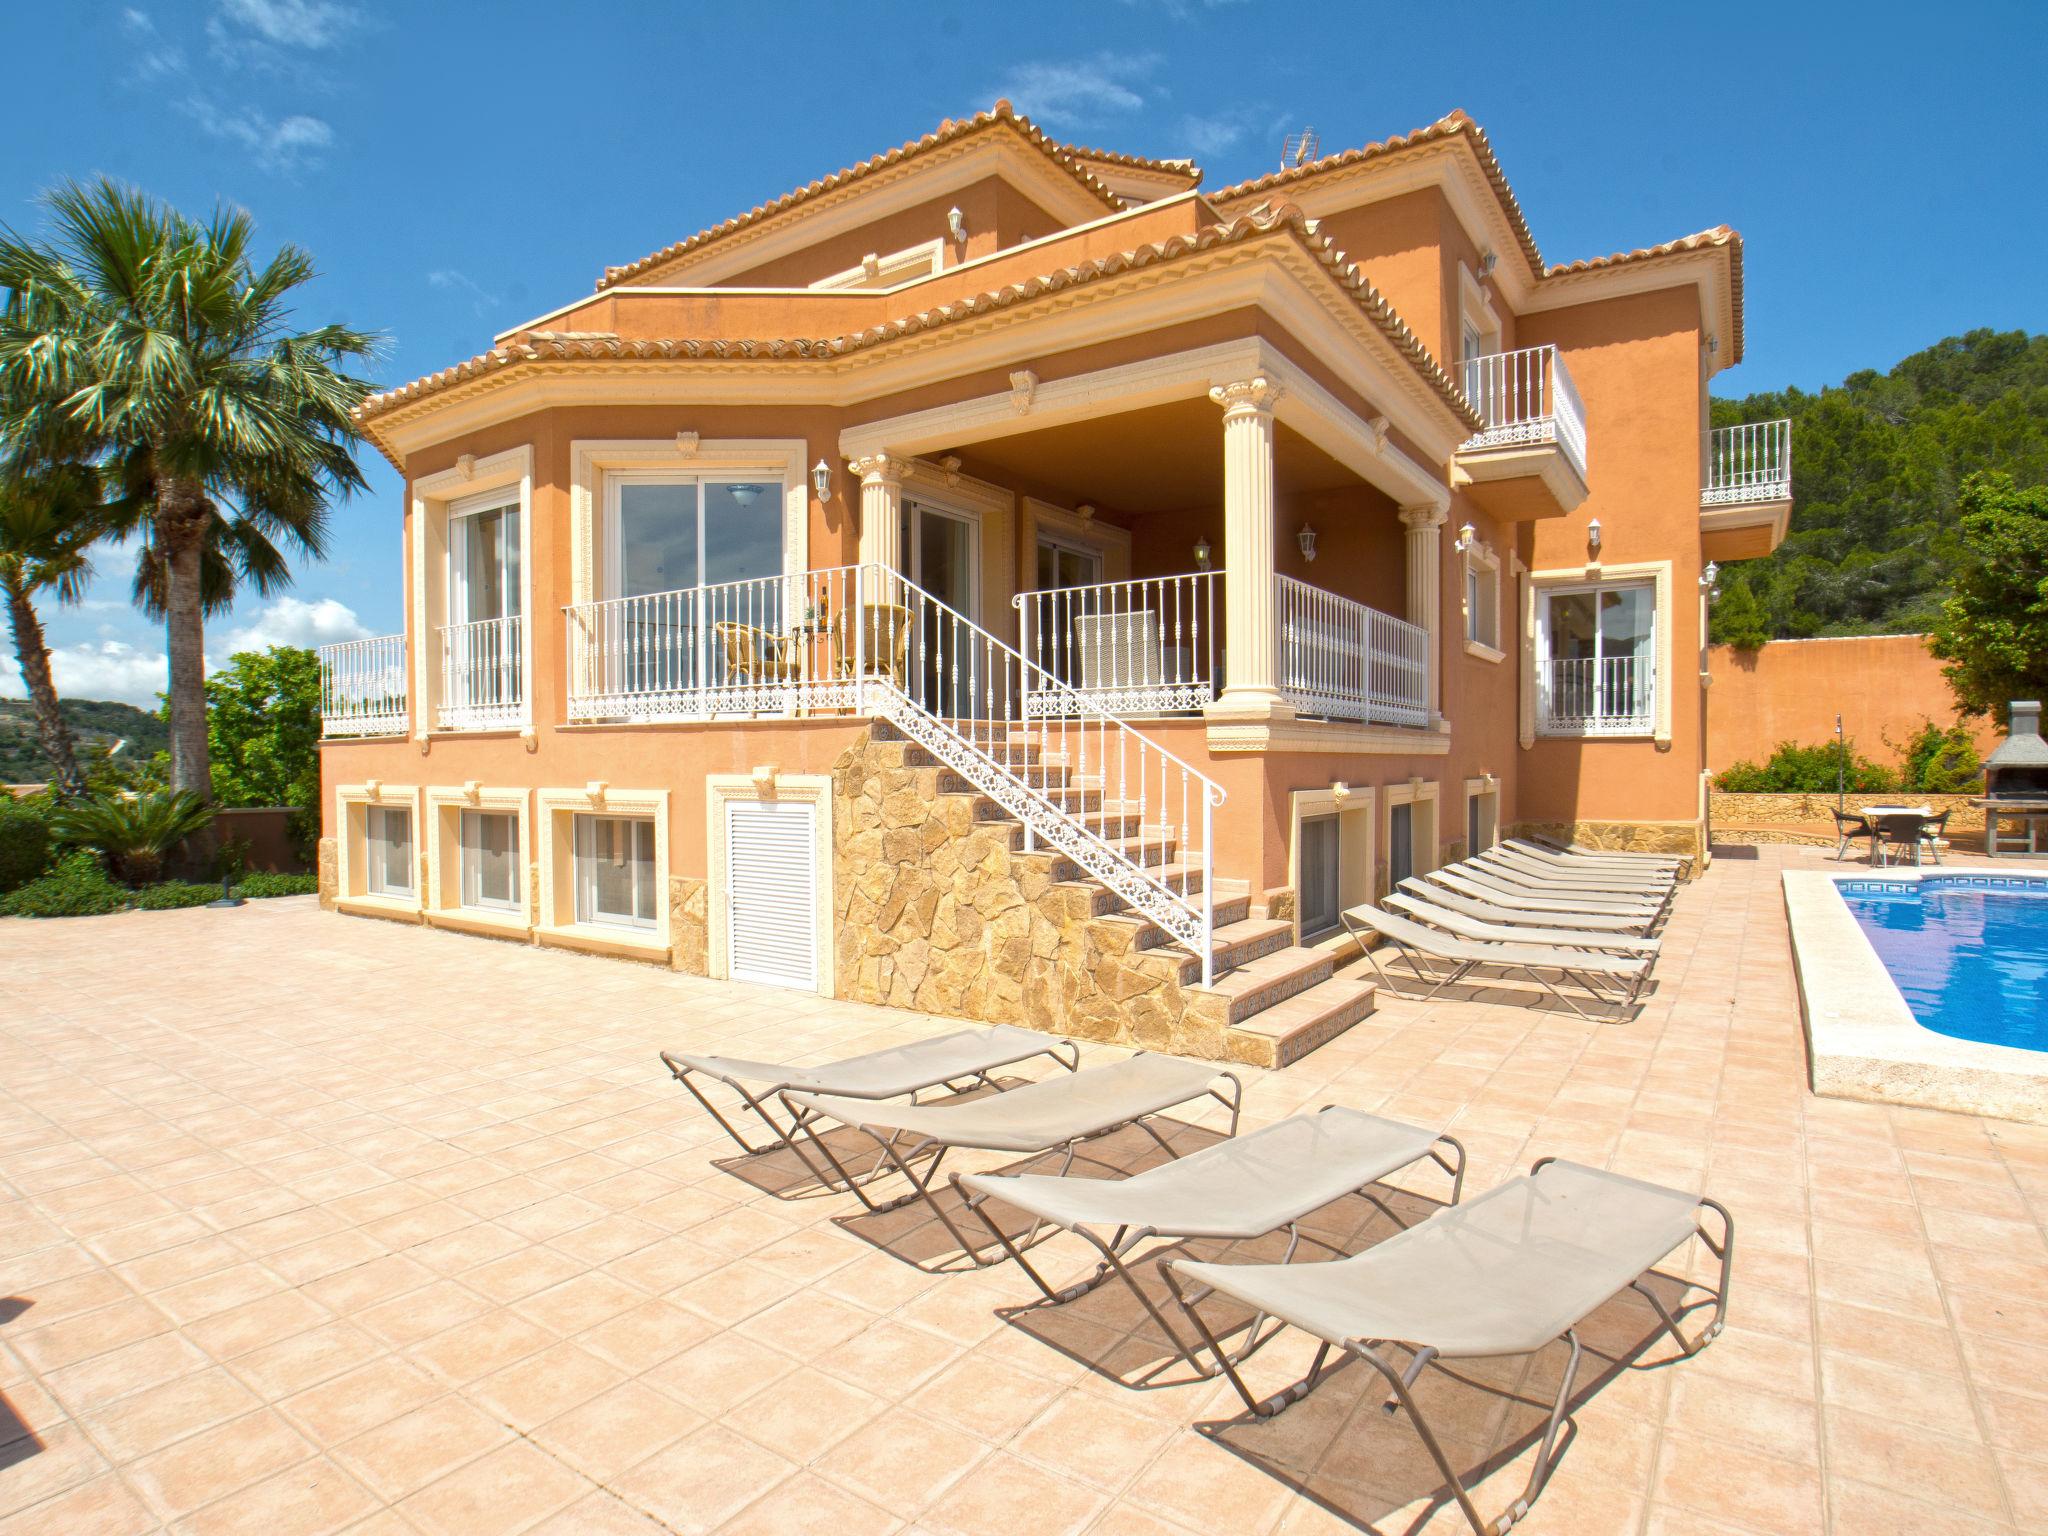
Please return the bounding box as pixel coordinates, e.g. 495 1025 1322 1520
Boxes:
1344 908 1650 1020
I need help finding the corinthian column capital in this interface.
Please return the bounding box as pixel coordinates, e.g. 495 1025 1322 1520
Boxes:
847 452 908 487
1208 376 1283 419
1400 503 1449 532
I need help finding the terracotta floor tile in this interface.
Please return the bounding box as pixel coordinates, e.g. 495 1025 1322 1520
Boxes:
722 1365 884 1463
473 1340 624 1428
331 1395 511 1501
176 1455 379 1536
0 1471 155 1536
281 1356 441 1443
712 1471 901 1536
127 1406 312 1520
395 1438 591 1536
1012 1391 1180 1491
0 1421 110 1518
1650 1429 1825 1536
226 1320 384 1400
79 1364 261 1462
609 1423 798 1533
409 1306 556 1385
814 1409 992 1512
530 1380 703 1481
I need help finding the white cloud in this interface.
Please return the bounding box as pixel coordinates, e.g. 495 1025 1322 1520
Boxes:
216 0 359 49
120 8 188 78
992 54 1160 127
428 268 500 318
216 596 371 656
1177 112 1252 156
1 641 168 709
181 98 335 173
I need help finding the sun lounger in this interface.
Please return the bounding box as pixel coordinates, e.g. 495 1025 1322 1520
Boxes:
1451 863 1666 921
1386 890 1660 958
1524 834 1691 877
1479 848 1673 896
1408 876 1655 938
782 1053 1242 1261
660 1024 1080 1159
1428 867 1658 931
1161 1159 1732 1536
951 1106 1465 1374
1342 903 1653 1018
1504 839 1681 880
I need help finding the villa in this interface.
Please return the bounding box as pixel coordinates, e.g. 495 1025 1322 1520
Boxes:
316 103 1791 1066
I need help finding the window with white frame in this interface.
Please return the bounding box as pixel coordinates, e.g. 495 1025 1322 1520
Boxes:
459 809 520 911
1464 541 1501 654
1465 783 1499 857
573 814 657 929
365 805 414 898
1288 787 1373 945
1383 783 1437 895
1297 814 1341 939
1538 582 1657 736
445 490 523 723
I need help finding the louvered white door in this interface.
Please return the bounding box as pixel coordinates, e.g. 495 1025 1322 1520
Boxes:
724 799 819 990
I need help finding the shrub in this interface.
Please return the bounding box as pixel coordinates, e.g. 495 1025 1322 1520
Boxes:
1709 574 1773 651
133 880 225 910
0 851 130 917
50 788 215 885
1894 720 1984 794
234 871 317 898
0 798 53 893
1715 738 1899 794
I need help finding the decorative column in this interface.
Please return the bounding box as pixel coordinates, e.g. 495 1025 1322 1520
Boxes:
848 453 907 573
1401 504 1448 730
1206 377 1291 720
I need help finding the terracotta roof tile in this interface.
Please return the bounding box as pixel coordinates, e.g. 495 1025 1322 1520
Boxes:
1545 225 1745 360
359 206 1478 431
595 101 1125 292
1058 143 1202 181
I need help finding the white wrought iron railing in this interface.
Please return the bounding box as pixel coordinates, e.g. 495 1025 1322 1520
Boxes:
1461 344 1589 483
1275 575 1429 728
1013 571 1221 715
1540 655 1655 736
437 614 524 730
1703 418 1792 505
318 634 408 737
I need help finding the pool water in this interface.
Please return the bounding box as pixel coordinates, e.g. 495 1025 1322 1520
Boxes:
1839 876 2048 1051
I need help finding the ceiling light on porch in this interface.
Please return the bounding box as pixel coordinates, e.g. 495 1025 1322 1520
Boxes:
1193 537 1212 570
1297 523 1318 562
811 459 833 503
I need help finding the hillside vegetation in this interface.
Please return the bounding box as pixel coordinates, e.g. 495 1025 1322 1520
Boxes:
0 697 167 784
1712 328 2048 637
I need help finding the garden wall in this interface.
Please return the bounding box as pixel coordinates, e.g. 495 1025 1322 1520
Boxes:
1710 790 1984 846
1706 635 1997 771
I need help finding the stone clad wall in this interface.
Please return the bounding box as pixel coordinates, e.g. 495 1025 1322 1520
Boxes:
830 728 1237 1058
1512 818 1706 868
1710 791 1983 846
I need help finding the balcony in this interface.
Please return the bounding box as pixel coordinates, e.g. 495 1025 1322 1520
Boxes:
317 635 408 738
1700 418 1793 560
438 614 525 730
1452 345 1590 521
1539 655 1655 738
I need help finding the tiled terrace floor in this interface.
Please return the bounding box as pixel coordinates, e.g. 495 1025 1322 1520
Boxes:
3 844 2046 1535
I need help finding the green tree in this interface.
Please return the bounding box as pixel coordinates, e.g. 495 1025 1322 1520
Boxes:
0 455 108 797
0 178 377 801
195 645 321 848
1709 573 1772 650
1928 473 2048 716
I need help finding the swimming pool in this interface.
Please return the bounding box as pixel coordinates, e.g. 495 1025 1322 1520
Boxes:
1838 874 2048 1051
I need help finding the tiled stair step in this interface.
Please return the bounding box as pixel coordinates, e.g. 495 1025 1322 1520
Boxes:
1087 895 1256 957
1228 977 1377 1068
936 771 1100 811
1200 946 1339 1025
1070 868 1247 919
1046 837 1178 884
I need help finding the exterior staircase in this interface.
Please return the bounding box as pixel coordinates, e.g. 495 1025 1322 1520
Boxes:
852 722 1374 1068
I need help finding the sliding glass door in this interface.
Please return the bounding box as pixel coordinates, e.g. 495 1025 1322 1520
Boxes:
899 499 979 717
447 492 522 720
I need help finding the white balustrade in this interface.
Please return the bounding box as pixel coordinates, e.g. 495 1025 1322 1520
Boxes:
437 614 525 729
1703 418 1792 505
1540 655 1656 736
1462 344 1589 483
1274 574 1429 728
1013 571 1221 715
317 634 407 737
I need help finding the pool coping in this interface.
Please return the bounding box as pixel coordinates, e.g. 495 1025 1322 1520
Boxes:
1785 866 2048 1125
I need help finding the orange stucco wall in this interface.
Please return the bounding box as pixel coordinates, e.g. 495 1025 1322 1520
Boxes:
1706 635 1998 772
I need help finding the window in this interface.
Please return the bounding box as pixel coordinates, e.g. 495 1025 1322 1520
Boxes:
460 810 520 911
1387 802 1414 889
1383 782 1437 896
446 492 523 722
574 814 657 929
365 806 414 897
1466 785 1498 856
1297 814 1341 939
1035 536 1102 592
1464 542 1501 654
1538 583 1656 736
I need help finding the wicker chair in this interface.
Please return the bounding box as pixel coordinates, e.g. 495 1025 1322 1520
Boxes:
711 622 801 686
831 603 912 688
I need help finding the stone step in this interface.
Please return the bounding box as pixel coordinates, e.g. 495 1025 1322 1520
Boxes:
1199 945 1339 1025
1085 896 1257 958
1226 976 1377 1069
1046 836 1178 884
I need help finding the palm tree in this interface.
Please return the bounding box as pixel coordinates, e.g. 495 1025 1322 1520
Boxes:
0 178 378 800
0 455 107 798
51 786 216 885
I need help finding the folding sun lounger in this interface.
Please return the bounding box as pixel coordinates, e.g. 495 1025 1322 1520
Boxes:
660 1024 1080 1160
1162 1159 1733 1536
1385 891 1660 959
1406 877 1654 938
1453 864 1666 922
951 1106 1465 1375
1479 848 1672 897
1343 904 1654 1018
1430 868 1659 933
782 1053 1242 1263
1509 836 1681 871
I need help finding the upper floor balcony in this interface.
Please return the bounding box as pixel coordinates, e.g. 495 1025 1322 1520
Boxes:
1700 418 1794 561
1452 344 1591 522
317 634 408 738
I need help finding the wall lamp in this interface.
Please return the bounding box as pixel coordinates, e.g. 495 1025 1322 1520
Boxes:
1297 523 1318 562
1453 521 1477 553
1586 517 1603 555
947 206 967 244
1193 536 1212 570
811 459 833 503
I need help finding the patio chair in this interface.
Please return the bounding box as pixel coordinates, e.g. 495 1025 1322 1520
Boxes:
1407 876 1655 938
1429 867 1660 933
1451 863 1667 923
781 1053 1242 1264
830 602 913 688
1386 890 1660 959
1872 812 1929 867
1920 808 1951 866
951 1106 1465 1375
659 1025 1080 1164
1160 1158 1733 1536
1342 903 1654 1019
711 621 802 688
1830 807 1875 863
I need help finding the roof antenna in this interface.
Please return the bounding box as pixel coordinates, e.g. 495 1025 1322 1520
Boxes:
1281 128 1319 170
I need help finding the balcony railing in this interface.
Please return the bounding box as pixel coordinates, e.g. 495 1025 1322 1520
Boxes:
1461 344 1589 484
438 614 525 730
1276 575 1429 728
1540 655 1655 737
317 634 408 738
1703 418 1792 505
1014 571 1221 716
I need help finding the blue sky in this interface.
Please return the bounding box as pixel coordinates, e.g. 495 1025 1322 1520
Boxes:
4 0 2043 705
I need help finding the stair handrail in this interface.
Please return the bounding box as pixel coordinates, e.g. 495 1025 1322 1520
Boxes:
852 563 1225 985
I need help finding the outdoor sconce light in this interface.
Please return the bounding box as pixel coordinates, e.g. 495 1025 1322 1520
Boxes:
1297 523 1318 562
1454 521 1476 553
1476 249 1498 280
1586 517 1603 554
1700 560 1719 589
811 459 833 503
947 206 967 244
1193 536 1212 570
